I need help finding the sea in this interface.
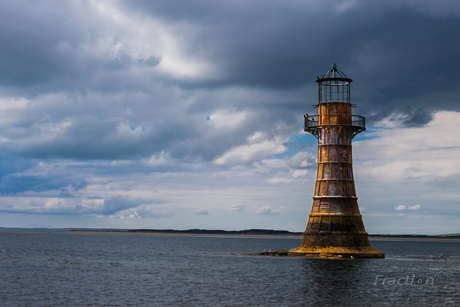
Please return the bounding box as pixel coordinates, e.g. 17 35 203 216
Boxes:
0 232 459 306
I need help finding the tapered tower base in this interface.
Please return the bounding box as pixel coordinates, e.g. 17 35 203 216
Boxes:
292 215 384 258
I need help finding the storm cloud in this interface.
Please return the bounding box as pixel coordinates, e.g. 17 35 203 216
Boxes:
0 0 459 160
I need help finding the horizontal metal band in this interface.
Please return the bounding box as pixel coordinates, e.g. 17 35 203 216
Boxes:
314 179 355 181
316 162 353 165
308 213 362 217
313 196 358 199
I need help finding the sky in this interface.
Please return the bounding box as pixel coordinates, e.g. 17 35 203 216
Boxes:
0 0 459 234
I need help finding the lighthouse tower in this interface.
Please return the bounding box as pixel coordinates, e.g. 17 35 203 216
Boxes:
291 64 384 258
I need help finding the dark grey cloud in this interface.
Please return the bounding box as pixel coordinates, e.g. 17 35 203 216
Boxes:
0 0 459 165
390 108 435 127
0 90 300 161
0 1 97 88
121 0 460 123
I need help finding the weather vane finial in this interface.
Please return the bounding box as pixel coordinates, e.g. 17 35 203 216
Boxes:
332 63 337 69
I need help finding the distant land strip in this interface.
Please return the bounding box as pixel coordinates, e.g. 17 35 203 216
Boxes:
70 228 303 236
67 228 460 238
0 227 459 238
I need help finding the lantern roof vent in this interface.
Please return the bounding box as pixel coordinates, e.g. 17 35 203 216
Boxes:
317 63 352 83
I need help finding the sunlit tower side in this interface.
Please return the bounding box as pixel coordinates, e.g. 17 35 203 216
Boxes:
291 64 384 258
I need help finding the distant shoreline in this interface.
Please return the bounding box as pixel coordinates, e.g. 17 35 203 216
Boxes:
69 231 303 239
68 228 304 239
69 231 460 241
67 230 460 241
1 228 459 241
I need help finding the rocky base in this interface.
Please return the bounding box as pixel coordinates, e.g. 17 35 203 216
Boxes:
246 246 384 259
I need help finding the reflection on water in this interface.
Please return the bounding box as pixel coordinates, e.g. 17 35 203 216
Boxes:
0 233 459 306
303 259 368 306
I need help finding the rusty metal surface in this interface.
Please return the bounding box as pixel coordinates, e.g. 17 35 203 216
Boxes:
294 64 384 257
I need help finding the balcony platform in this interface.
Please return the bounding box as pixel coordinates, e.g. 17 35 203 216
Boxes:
304 114 365 138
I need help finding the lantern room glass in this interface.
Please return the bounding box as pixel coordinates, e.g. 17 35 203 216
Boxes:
319 80 350 103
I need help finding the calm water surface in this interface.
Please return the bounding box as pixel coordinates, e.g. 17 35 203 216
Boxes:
0 232 459 306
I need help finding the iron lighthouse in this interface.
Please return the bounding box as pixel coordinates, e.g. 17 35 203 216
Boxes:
291 64 384 258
